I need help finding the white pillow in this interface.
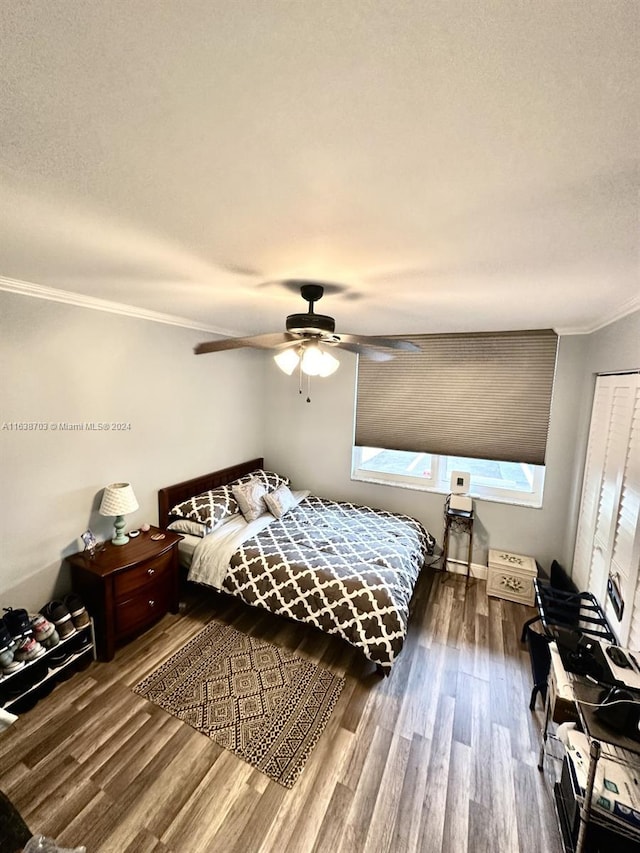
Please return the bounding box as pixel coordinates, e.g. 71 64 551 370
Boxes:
232 478 268 522
167 519 212 538
264 484 297 520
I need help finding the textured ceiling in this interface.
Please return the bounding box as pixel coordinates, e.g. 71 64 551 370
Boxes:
1 1 638 337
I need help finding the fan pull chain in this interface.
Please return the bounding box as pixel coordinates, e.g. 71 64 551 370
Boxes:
298 358 303 396
306 373 311 403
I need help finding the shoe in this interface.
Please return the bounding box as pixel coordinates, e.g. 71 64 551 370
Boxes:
40 628 60 649
47 647 71 669
64 593 91 629
0 617 14 652
31 613 56 643
0 644 15 668
3 607 33 641
40 601 76 639
2 658 25 676
14 636 46 662
3 670 29 698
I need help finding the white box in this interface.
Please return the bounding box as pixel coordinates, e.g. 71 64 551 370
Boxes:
487 549 537 606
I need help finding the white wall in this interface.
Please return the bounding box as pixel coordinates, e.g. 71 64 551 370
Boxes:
263 334 590 573
0 290 265 610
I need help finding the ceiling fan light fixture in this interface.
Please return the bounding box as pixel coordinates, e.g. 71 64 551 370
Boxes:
299 343 323 376
316 350 340 377
273 348 300 375
299 343 340 377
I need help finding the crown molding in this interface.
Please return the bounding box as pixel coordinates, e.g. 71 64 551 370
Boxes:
556 292 640 336
2 274 637 339
0 276 236 336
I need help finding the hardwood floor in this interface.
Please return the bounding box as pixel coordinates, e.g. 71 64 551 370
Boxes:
0 572 564 853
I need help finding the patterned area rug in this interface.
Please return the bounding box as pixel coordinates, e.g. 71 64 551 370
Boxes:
133 621 344 788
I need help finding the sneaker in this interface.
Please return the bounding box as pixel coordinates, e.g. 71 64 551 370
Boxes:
64 593 91 629
0 645 15 668
13 636 46 662
47 647 71 669
3 607 33 641
40 627 60 649
31 613 56 643
2 658 25 675
40 601 76 639
0 617 13 652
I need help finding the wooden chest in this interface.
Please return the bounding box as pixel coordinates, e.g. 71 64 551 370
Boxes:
487 549 537 606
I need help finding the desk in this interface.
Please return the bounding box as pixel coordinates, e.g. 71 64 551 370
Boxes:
539 641 640 853
442 496 474 580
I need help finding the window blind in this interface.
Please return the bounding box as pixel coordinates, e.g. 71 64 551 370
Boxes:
354 329 558 465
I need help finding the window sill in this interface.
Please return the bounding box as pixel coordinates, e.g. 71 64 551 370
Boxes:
351 471 543 509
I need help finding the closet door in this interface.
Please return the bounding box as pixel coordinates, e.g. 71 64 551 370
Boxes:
572 378 614 592
573 373 640 645
622 381 640 646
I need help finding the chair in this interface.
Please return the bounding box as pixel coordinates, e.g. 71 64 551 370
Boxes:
522 561 616 710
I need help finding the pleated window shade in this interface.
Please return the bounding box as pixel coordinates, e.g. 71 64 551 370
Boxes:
354 329 558 465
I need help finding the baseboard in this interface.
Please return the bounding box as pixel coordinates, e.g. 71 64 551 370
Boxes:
445 559 487 580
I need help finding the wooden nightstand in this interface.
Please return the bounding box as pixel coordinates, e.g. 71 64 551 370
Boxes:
67 527 182 661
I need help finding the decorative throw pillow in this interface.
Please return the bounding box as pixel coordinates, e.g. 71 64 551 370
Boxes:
264 484 297 519
167 519 212 538
232 469 290 494
170 485 238 529
232 478 268 522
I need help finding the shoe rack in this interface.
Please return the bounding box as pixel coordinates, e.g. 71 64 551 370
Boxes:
0 621 96 715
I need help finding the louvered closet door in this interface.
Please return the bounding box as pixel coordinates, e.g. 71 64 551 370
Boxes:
573 373 640 646
572 379 614 591
622 380 640 646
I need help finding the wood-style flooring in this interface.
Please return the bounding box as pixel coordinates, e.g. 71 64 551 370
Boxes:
0 572 564 853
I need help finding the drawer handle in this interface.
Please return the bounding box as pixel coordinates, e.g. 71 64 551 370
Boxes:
147 568 155 576
148 599 156 608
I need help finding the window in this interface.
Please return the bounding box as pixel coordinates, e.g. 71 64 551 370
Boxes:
352 447 545 507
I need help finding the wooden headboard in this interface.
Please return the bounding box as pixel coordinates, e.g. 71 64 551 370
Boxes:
158 458 264 529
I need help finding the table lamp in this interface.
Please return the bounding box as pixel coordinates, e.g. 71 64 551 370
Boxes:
99 482 139 545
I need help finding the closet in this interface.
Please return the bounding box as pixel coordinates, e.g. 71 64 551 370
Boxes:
572 372 640 645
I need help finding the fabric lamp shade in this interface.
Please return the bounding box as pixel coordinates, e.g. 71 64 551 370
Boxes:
99 483 139 516
99 483 139 545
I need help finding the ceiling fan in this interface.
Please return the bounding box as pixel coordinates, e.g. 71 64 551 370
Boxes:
194 282 419 382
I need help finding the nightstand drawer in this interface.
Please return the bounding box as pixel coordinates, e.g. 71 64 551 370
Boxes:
115 581 171 636
114 551 173 600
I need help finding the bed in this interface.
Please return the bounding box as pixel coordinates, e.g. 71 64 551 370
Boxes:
158 458 436 673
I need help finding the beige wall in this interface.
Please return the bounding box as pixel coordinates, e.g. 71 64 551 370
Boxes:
0 290 265 611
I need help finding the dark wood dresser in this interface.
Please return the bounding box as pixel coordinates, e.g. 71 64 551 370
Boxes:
67 527 182 661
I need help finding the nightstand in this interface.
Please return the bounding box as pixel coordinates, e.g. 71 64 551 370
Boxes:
67 527 182 661
442 495 474 581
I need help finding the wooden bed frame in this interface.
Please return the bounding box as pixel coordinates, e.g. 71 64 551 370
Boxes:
158 457 264 529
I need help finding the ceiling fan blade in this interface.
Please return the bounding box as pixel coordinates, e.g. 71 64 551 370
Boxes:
195 332 296 355
334 342 396 361
333 333 420 352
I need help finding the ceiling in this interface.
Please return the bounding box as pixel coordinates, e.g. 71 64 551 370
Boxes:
1 1 638 338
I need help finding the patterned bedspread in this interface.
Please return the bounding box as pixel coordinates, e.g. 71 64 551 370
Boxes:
222 496 436 671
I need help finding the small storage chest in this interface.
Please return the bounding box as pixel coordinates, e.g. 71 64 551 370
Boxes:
487 549 537 606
